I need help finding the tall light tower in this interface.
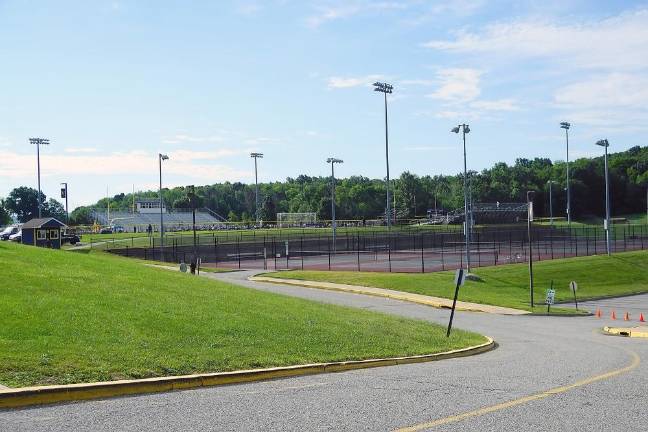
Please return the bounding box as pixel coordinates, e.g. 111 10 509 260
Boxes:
527 190 536 308
29 138 50 218
158 153 169 259
451 124 471 273
596 139 612 256
560 122 571 226
250 152 264 225
546 180 555 226
327 157 343 251
373 81 394 229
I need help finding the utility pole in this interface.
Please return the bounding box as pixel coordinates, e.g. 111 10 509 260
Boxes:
250 153 264 225
560 122 571 226
547 180 555 226
527 191 536 308
29 138 50 218
159 153 169 259
60 183 69 223
327 158 343 252
596 139 612 256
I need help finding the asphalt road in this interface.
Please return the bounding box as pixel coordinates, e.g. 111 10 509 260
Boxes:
2 270 647 431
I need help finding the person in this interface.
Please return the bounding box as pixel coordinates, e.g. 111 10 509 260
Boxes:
147 224 153 236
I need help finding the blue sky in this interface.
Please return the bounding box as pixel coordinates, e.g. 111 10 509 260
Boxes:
1 0 647 210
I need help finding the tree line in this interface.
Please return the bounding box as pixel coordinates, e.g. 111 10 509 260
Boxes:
1 146 647 226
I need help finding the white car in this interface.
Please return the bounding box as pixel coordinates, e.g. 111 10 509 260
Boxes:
0 225 20 240
9 230 22 242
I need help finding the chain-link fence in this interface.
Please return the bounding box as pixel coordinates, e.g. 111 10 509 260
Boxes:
107 224 648 273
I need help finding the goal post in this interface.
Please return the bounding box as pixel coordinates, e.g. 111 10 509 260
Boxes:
276 212 317 228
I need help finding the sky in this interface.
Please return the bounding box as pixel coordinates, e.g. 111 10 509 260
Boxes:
1 0 647 210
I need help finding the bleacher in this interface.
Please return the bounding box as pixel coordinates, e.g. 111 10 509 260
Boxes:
91 208 225 232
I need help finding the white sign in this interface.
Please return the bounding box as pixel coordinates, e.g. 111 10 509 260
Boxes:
454 268 466 287
569 281 578 293
285 240 289 256
545 288 555 305
528 201 534 222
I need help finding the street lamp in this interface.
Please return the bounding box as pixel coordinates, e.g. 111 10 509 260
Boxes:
159 153 169 260
250 152 264 225
29 137 50 218
596 139 612 256
373 81 394 228
60 183 69 224
327 157 343 251
546 180 555 226
527 190 536 308
451 124 471 273
560 122 572 226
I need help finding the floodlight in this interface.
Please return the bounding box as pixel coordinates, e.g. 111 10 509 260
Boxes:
464 125 470 133
560 122 570 130
451 126 460 133
595 139 609 148
327 158 343 164
160 153 169 160
372 81 393 94
250 152 264 158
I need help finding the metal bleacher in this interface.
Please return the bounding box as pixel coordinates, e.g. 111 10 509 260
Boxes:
91 208 225 231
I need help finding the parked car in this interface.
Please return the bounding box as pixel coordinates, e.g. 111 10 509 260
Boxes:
0 225 20 241
9 230 22 242
99 227 113 234
61 231 81 245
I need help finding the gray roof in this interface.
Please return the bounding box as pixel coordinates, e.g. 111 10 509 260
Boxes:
22 218 66 229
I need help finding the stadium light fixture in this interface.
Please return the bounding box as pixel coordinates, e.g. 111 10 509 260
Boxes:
250 152 264 225
327 158 344 252
596 139 612 256
29 137 50 218
159 153 169 259
560 122 572 227
373 81 394 229
451 124 472 273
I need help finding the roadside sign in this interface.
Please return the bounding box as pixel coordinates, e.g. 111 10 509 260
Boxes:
454 268 465 287
545 288 555 305
285 240 289 256
569 281 578 293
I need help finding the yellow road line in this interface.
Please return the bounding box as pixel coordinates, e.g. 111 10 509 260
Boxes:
394 348 640 431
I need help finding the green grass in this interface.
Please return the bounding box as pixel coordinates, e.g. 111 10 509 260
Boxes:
0 242 485 388
264 250 648 313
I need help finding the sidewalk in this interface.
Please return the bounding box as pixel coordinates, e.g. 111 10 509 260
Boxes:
250 276 529 315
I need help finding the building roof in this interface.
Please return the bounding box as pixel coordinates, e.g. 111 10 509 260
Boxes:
22 217 66 229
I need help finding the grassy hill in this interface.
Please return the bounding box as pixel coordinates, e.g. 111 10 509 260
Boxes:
0 242 484 388
265 250 648 312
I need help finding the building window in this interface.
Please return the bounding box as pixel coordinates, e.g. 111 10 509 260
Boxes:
37 230 47 240
49 230 59 240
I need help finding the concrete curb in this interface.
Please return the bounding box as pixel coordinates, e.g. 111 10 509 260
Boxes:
0 338 494 409
250 276 529 315
603 326 648 338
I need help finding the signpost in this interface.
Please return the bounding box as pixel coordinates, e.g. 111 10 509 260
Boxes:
545 281 556 313
447 268 465 337
570 281 578 310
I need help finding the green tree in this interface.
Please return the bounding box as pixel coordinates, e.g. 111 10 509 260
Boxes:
5 187 42 222
0 198 12 225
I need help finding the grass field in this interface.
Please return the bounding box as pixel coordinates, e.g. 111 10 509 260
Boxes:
0 242 485 388
264 250 648 313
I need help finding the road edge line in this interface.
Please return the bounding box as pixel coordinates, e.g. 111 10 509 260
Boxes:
0 338 494 409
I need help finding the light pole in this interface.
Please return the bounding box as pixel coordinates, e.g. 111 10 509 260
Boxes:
451 124 471 273
327 158 343 251
373 81 394 229
546 180 555 226
29 138 50 218
596 139 612 256
560 122 571 226
250 152 263 225
527 190 536 308
60 183 69 223
159 153 169 260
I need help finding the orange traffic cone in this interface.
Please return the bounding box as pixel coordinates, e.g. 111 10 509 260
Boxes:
611 310 617 320
640 313 645 323
624 312 630 321
595 308 602 318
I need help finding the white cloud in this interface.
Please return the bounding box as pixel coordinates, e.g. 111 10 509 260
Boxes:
423 9 648 72
327 74 383 89
426 68 482 103
236 2 262 15
306 2 408 28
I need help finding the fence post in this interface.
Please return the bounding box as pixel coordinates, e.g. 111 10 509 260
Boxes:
357 233 361 271
441 236 445 271
420 233 424 273
328 237 331 271
301 236 304 270
237 238 241 269
388 235 392 273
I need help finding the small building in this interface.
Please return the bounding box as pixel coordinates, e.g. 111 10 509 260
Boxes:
136 199 166 214
21 217 66 249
